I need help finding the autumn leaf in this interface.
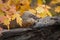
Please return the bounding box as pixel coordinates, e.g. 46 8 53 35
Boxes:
38 0 43 5
35 5 52 18
0 16 5 23
12 0 20 4
55 6 60 13
50 0 60 5
11 14 16 20
3 17 11 30
0 10 5 17
15 13 23 27
9 5 16 14
3 17 10 25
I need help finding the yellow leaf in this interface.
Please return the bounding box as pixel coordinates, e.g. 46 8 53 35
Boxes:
3 18 10 25
55 6 60 13
38 0 43 5
11 14 16 20
36 6 45 13
50 0 60 5
3 17 11 30
15 13 23 26
0 10 5 17
29 9 36 15
19 0 30 13
35 6 52 18
45 9 52 17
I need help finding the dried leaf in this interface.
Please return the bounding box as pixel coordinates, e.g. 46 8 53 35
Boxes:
15 13 23 26
3 17 11 30
38 0 43 5
35 6 52 18
11 14 16 20
55 6 60 13
0 16 5 23
50 0 60 5
3 18 10 25
0 10 5 17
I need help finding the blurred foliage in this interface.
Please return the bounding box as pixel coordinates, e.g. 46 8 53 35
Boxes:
50 0 60 5
0 0 60 30
0 10 5 17
55 6 60 13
